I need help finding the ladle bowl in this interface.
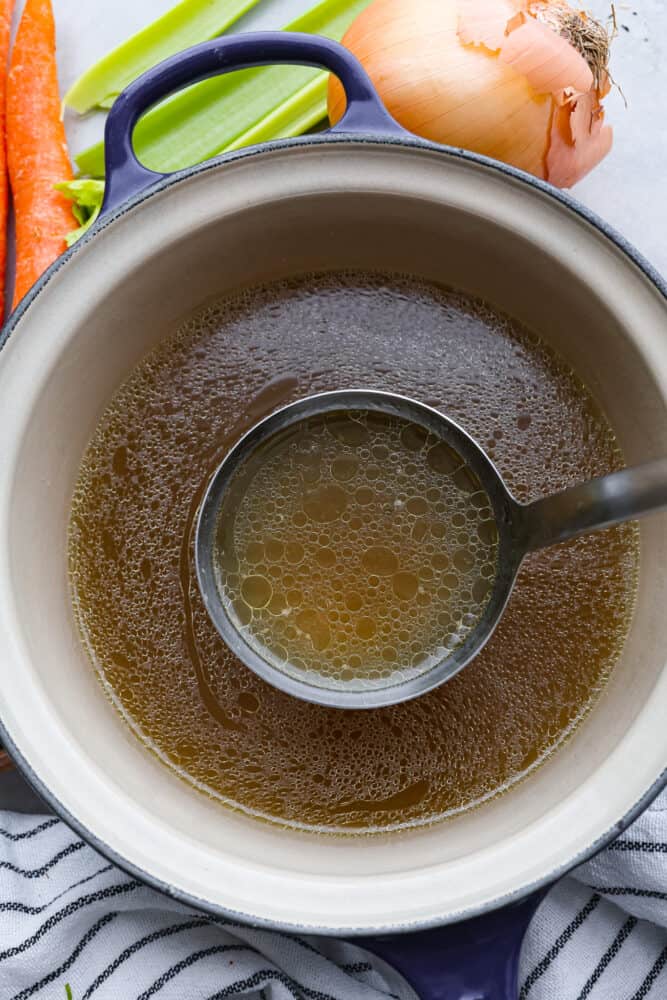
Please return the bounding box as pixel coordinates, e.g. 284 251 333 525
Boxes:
196 388 667 708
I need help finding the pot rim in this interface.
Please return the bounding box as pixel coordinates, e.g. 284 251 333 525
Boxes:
1 131 666 935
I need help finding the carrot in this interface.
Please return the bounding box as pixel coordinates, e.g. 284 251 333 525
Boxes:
0 0 14 316
7 0 74 309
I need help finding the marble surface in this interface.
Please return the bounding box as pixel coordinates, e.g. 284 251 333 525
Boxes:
2 0 666 811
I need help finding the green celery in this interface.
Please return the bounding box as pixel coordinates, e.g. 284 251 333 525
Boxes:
75 0 371 178
57 178 105 209
56 179 105 245
224 73 328 151
64 0 261 114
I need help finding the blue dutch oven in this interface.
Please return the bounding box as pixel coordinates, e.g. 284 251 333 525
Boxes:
0 32 666 1000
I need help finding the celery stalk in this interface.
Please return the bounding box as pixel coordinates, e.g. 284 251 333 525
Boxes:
224 73 328 151
75 0 371 178
64 0 262 114
56 179 105 245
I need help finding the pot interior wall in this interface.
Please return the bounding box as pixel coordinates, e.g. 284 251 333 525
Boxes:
1 142 666 929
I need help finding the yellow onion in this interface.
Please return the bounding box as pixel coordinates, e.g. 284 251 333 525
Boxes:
328 0 613 186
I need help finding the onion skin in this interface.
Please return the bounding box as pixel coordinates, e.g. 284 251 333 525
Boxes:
328 0 612 187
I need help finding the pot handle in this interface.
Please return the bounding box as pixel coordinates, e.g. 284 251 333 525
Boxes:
101 31 407 215
353 890 546 1000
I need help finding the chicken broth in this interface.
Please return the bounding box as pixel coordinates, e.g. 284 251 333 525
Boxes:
213 408 499 691
68 272 638 833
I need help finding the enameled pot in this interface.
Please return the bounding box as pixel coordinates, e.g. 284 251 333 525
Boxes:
1 33 666 1000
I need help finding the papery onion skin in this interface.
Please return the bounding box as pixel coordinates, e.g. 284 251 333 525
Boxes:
328 0 612 187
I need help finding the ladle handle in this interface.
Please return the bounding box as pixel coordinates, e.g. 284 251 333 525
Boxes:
101 32 406 215
517 457 667 553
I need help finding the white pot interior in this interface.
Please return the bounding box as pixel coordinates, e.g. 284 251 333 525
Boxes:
0 141 666 931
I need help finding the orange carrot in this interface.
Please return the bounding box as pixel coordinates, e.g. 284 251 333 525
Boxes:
7 0 74 309
0 0 14 316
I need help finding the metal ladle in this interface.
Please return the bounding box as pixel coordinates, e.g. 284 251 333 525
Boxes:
195 390 667 709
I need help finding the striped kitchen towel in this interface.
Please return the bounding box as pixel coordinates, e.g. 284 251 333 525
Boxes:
1 791 667 999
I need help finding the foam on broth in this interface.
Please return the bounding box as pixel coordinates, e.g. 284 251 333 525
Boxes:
68 272 638 833
213 408 498 691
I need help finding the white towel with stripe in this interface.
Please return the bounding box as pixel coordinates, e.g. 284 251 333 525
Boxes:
1 791 667 1000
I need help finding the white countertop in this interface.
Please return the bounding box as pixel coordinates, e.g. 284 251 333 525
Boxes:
3 0 665 812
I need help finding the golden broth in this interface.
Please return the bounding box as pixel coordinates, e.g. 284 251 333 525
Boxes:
68 273 638 832
213 408 498 690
